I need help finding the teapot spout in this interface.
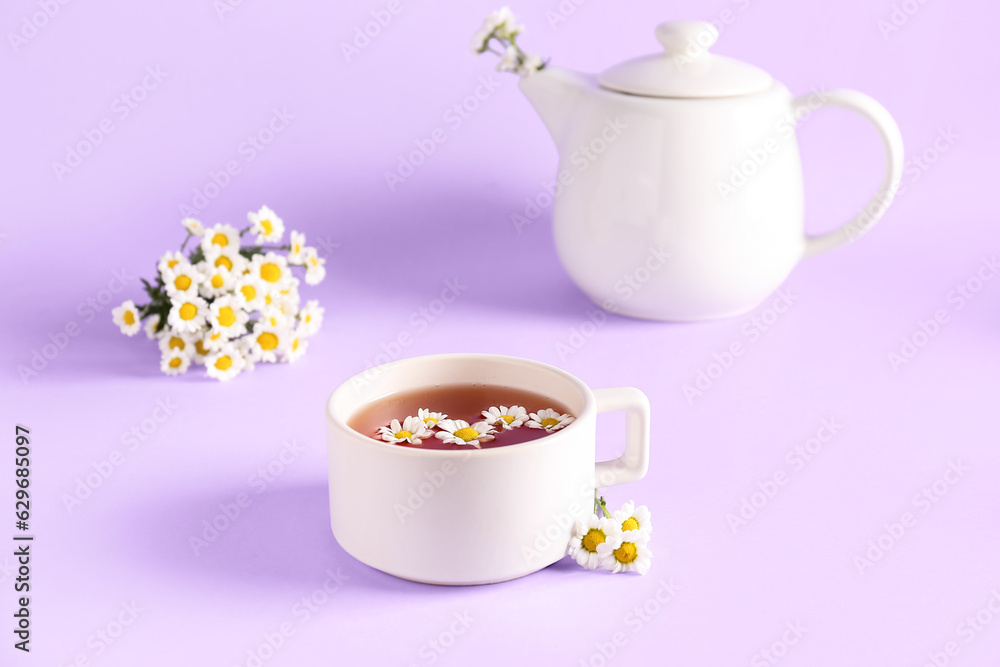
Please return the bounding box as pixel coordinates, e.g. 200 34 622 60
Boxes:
519 66 595 149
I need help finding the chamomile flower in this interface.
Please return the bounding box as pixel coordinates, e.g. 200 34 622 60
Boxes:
302 248 326 285
190 336 211 365
234 275 267 311
200 223 241 255
237 336 257 372
298 300 324 336
205 246 247 275
527 408 575 432
202 328 231 352
167 295 209 333
144 314 163 339
158 331 193 356
157 250 185 274
205 342 245 381
112 300 142 336
482 405 528 430
182 217 204 236
248 322 289 363
248 252 291 290
598 529 652 575
199 265 237 299
287 231 307 264
470 7 523 53
379 416 433 445
162 262 204 298
613 501 652 536
417 408 447 429
285 328 308 363
248 205 284 244
259 306 290 329
208 295 249 338
434 420 495 448
568 515 621 570
160 349 191 376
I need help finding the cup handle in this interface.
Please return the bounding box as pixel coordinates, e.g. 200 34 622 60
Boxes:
796 89 905 258
593 387 650 487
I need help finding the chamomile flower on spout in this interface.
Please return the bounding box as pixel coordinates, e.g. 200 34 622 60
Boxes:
379 416 433 445
471 7 544 76
527 408 574 432
597 529 652 575
168 295 209 333
200 223 241 254
568 515 621 570
182 217 204 236
248 205 284 244
417 408 447 429
435 420 495 448
112 300 142 336
482 405 528 430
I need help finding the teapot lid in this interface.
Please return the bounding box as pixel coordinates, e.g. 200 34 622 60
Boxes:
598 21 773 98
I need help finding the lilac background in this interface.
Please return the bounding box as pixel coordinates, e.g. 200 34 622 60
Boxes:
3 0 1000 665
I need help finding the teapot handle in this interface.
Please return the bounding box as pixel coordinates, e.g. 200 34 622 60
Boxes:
795 89 905 258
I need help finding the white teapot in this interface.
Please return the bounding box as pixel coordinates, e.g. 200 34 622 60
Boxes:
519 20 904 321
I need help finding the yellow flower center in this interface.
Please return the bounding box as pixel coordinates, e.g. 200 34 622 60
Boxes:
261 219 273 235
304 314 312 323
293 243 301 253
582 528 606 553
211 274 224 289
169 357 183 368
394 430 412 439
167 259 179 268
453 427 479 442
291 338 299 351
264 294 273 305
212 233 228 247
195 340 208 355
622 517 640 532
174 275 192 291
217 306 236 327
501 414 516 424
309 256 318 267
179 303 197 320
541 417 560 428
614 542 638 564
240 284 256 301
123 311 135 325
168 336 185 350
423 417 437 426
210 331 222 341
215 255 233 270
260 262 281 282
257 332 278 350
214 356 232 371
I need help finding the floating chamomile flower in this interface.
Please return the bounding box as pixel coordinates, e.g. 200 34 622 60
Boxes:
435 420 495 448
167 295 209 333
157 250 185 274
287 231 306 263
598 529 652 575
205 342 245 381
302 248 326 286
379 416 433 445
199 265 237 300
248 205 284 244
162 262 204 299
234 275 268 311
568 515 621 570
249 252 291 289
182 217 204 236
112 300 142 336
527 408 575 432
158 331 192 356
160 349 191 376
205 247 247 275
298 300 324 336
248 322 289 363
482 405 528 430
613 501 652 536
417 408 447 429
208 295 249 338
200 223 241 254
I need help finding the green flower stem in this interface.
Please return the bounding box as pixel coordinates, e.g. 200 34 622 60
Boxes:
180 232 192 252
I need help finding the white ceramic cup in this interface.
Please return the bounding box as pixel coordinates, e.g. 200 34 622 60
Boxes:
326 353 650 585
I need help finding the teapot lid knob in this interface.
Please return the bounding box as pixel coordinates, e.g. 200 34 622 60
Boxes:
655 20 718 57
